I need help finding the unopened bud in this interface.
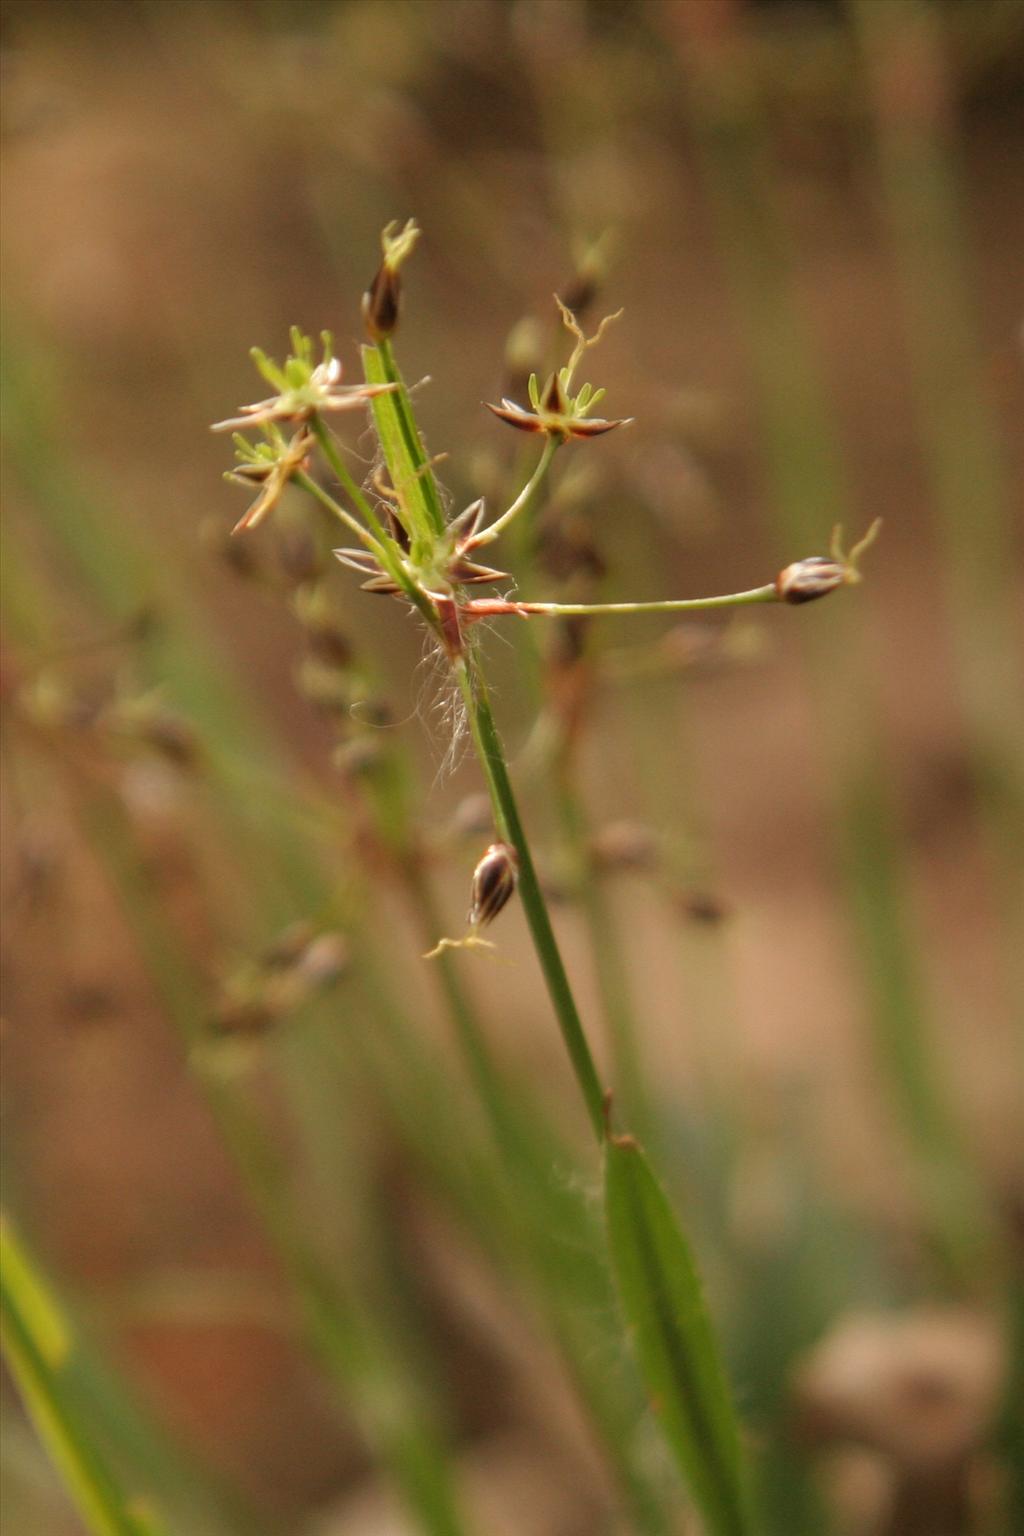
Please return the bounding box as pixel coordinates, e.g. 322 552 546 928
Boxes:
362 217 420 341
777 520 882 604
362 263 401 341
468 841 519 929
775 557 847 605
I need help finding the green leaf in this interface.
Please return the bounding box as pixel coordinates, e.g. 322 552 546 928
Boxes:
0 1219 164 1536
361 340 446 547
604 1138 750 1536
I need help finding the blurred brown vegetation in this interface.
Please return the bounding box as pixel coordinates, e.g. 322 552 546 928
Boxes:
2 1 1022 1533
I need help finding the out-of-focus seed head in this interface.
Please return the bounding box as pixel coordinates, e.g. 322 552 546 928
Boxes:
558 231 616 320
333 736 384 778
296 657 353 715
675 889 731 926
468 841 519 929
591 820 660 873
293 932 350 989
261 920 317 970
503 316 546 393
293 584 354 666
275 524 326 585
201 516 263 579
449 793 494 839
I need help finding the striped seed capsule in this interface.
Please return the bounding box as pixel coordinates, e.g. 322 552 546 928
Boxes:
775 556 848 605
362 261 400 341
468 842 519 930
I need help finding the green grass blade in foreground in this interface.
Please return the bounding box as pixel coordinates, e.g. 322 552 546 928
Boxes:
1 1220 163 1536
604 1137 750 1536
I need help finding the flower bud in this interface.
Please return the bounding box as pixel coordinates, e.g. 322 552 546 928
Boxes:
362 218 420 342
776 521 882 604
467 841 519 929
775 556 847 605
362 262 401 342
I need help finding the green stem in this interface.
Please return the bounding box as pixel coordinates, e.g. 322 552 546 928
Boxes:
402 857 527 1166
309 415 389 541
375 338 447 536
474 438 559 546
455 652 607 1142
515 585 777 618
554 762 653 1142
293 467 381 551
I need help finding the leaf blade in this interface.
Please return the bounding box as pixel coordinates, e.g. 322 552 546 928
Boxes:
604 1138 750 1536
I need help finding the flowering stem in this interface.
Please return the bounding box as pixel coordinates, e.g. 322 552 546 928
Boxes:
309 415 388 544
473 438 559 546
373 339 447 537
514 585 777 618
455 649 607 1143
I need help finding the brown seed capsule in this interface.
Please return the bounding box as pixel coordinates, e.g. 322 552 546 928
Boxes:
362 262 401 342
467 842 519 929
775 556 847 605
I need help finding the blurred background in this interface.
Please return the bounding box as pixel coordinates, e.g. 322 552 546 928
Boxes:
2 1 1022 1533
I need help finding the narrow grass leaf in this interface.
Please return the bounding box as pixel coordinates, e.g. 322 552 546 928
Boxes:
604 1137 749 1536
0 1219 163 1536
362 343 443 550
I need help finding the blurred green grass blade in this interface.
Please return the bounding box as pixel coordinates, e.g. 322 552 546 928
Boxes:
848 0 1024 965
1 1219 164 1536
1001 1263 1024 1532
7 481 668 1534
76 791 472 1536
1 325 323 919
335 983 675 1535
604 1137 750 1536
673 9 995 1281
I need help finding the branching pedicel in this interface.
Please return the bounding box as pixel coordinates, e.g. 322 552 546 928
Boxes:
211 217 878 1039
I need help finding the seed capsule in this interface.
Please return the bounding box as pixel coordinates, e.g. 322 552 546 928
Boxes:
775 556 848 604
362 262 401 341
468 842 519 929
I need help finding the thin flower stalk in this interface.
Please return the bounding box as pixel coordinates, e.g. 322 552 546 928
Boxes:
454 650 609 1142
471 436 559 547
462 585 778 621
